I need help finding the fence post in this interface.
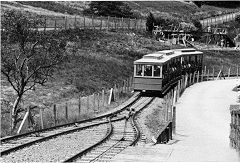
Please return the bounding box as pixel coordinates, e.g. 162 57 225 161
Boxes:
135 18 137 30
114 84 117 101
189 73 192 85
201 70 204 81
44 17 47 34
40 108 44 129
93 93 96 112
141 19 143 31
108 88 114 105
121 17 124 30
228 66 231 78
83 16 86 29
172 106 176 134
87 95 90 110
126 78 129 92
197 71 199 83
114 17 117 30
92 15 95 30
97 93 100 112
192 72 195 84
65 102 68 120
53 104 57 126
204 66 207 77
212 67 215 80
207 69 210 81
17 108 30 134
185 74 188 88
128 18 131 30
237 65 239 78
54 18 57 31
78 96 81 117
107 16 110 31
102 89 105 107
100 16 103 30
74 15 77 29
65 16 67 30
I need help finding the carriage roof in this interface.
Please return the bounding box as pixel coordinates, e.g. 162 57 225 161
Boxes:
134 48 203 65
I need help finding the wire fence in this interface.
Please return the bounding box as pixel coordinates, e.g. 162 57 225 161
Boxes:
34 15 146 32
200 11 240 27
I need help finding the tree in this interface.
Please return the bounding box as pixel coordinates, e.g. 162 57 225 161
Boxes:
146 12 156 33
235 15 240 24
1 10 66 132
83 1 134 18
192 19 203 31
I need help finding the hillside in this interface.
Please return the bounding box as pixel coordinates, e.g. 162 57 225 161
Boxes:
1 1 240 137
1 1 240 20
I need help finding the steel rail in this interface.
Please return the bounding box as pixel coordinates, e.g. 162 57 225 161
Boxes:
1 117 124 156
130 97 155 146
63 118 124 162
64 97 154 162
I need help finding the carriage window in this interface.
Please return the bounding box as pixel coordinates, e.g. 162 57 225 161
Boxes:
154 65 161 77
136 64 143 76
144 65 153 77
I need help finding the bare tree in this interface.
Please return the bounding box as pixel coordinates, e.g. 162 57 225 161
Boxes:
1 10 66 132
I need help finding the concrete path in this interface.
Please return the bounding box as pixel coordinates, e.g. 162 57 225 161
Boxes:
112 79 240 162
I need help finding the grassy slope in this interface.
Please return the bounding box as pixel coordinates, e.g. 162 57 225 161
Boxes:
2 1 239 20
1 1 240 137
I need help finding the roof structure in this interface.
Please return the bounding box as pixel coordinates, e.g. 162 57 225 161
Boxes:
134 48 203 65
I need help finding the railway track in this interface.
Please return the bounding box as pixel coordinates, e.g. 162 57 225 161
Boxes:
0 93 155 162
64 96 154 162
0 93 139 155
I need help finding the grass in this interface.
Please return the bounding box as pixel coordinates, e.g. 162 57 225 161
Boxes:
1 25 240 137
2 28 175 137
203 50 240 76
144 98 167 139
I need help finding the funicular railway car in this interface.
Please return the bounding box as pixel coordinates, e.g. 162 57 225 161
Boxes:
133 48 203 94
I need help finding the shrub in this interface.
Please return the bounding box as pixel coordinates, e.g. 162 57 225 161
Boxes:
146 12 156 33
83 1 134 18
235 15 240 24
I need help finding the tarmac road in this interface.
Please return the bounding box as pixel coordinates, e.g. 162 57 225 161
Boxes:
112 79 240 162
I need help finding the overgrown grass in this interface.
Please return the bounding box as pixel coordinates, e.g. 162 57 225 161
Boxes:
18 1 82 15
203 50 240 76
2 27 239 137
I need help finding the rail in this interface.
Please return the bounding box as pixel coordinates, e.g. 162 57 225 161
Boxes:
1 118 111 156
130 97 155 146
63 117 115 162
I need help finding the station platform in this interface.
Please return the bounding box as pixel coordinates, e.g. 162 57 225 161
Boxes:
111 79 240 162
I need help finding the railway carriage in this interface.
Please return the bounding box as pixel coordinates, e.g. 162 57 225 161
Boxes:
133 48 203 94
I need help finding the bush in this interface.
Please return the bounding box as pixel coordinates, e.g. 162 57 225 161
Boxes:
192 19 203 31
83 1 134 18
146 12 156 33
235 15 240 24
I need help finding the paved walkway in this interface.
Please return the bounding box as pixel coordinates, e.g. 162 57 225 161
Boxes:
112 79 240 162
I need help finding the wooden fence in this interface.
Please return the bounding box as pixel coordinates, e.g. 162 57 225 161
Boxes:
200 12 240 27
230 104 240 152
16 76 134 134
10 64 240 135
35 15 146 32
